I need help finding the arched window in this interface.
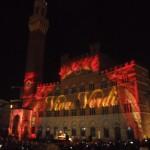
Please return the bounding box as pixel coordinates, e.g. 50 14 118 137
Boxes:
45 127 50 138
72 128 76 136
127 127 134 139
12 115 20 136
64 127 67 133
36 126 43 139
80 127 86 136
103 128 109 138
90 127 96 137
114 127 121 140
54 127 58 136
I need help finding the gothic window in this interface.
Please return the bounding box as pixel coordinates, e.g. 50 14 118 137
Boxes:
80 109 85 116
72 128 76 136
90 127 96 137
103 128 109 138
127 127 134 139
64 127 67 133
54 127 58 136
80 128 86 136
79 85 85 92
102 107 109 114
100 81 108 89
114 127 121 140
45 127 50 137
89 108 96 115
89 83 95 90
46 111 51 117
112 105 120 113
63 110 69 116
71 87 77 93
71 109 77 116
54 111 59 117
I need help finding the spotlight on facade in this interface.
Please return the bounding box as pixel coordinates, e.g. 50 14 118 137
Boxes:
130 141 134 144
10 104 13 109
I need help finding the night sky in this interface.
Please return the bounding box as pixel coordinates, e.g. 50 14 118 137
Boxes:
0 0 150 100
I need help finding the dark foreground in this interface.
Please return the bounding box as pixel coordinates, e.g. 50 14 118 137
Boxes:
0 136 150 150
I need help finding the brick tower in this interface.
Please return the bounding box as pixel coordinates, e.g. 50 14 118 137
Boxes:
9 0 49 139
22 0 49 107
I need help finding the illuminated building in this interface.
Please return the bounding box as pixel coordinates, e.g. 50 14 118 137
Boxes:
9 0 150 140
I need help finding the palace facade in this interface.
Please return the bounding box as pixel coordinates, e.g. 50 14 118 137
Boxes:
9 0 150 140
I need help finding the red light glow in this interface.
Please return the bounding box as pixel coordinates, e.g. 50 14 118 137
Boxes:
59 54 100 79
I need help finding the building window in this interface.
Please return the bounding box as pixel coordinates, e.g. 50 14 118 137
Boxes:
35 6 39 14
31 126 35 134
114 127 121 140
45 127 50 138
72 128 76 136
89 108 96 115
89 83 95 90
110 81 117 87
100 82 108 89
80 128 86 136
90 127 96 137
103 128 109 138
64 127 67 133
64 89 68 95
112 105 120 113
54 127 58 136
39 111 44 117
127 127 134 139
37 126 43 139
80 109 85 116
79 85 85 92
63 110 69 116
55 89 61 96
71 109 77 116
54 111 59 117
46 111 51 117
124 103 132 113
71 87 77 93
102 107 109 114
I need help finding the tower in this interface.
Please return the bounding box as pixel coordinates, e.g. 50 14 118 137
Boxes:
23 0 49 104
8 0 49 139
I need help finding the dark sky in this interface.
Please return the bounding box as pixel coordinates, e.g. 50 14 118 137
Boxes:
0 0 150 100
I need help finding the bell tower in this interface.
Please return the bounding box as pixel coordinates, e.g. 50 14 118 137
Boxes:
23 0 49 106
27 0 49 80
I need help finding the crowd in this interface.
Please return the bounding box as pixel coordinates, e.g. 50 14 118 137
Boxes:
0 135 150 150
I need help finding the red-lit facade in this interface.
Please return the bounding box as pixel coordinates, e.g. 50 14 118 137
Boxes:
9 0 150 140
